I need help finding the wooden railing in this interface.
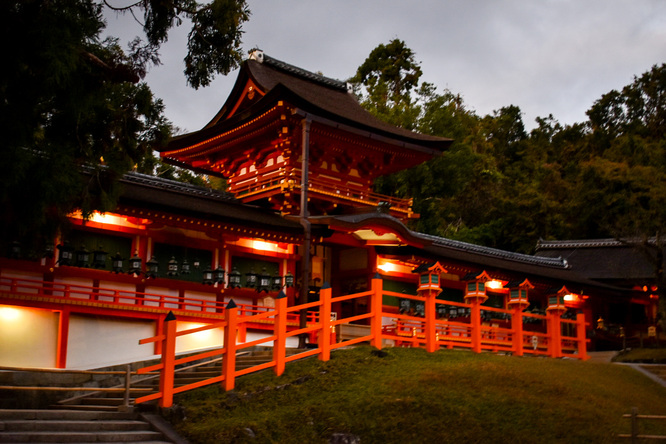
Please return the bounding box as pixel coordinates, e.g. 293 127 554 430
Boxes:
231 171 415 215
619 407 666 441
137 275 589 408
0 276 311 325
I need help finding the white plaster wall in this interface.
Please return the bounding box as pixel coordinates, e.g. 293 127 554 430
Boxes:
0 305 58 368
183 290 218 313
144 286 179 310
53 277 94 299
67 315 156 369
175 321 225 353
98 280 140 305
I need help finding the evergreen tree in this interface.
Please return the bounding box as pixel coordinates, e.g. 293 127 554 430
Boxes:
0 0 249 256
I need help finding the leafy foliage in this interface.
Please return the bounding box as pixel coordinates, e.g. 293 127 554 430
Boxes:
352 42 666 258
0 0 248 255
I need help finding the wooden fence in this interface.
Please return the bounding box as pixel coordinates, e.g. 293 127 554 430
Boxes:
136 275 588 408
619 407 666 442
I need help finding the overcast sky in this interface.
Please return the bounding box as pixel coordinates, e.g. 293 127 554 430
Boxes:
107 1 666 134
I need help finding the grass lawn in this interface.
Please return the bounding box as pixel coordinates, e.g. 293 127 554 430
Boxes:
169 346 666 443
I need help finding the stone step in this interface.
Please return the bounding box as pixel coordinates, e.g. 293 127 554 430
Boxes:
1 419 151 432
0 410 136 421
0 409 168 443
0 430 164 443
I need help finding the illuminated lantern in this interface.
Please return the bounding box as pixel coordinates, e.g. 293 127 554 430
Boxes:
228 267 242 288
167 256 179 276
202 265 214 285
181 259 191 275
413 262 446 293
57 241 74 266
146 256 159 278
213 266 226 284
112 252 124 273
271 271 283 291
75 245 90 268
129 252 142 276
284 271 294 288
257 267 271 293
245 268 258 289
93 246 108 269
505 278 533 311
546 285 570 313
463 270 491 304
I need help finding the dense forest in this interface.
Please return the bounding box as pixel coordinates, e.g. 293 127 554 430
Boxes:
352 39 666 255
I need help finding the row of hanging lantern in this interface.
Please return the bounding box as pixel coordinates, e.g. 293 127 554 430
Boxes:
54 242 294 291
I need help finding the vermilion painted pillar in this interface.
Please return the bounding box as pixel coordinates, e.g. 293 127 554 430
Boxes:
370 274 383 350
318 283 332 362
425 289 439 353
511 306 525 356
576 312 589 360
56 308 70 369
273 292 288 377
547 311 563 358
223 300 238 391
469 298 482 353
159 312 177 408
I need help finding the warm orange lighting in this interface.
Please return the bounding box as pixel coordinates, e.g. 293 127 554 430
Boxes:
563 294 578 302
377 261 398 273
377 258 413 274
486 280 504 290
0 306 22 322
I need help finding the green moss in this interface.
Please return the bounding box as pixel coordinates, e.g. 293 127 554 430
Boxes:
171 347 666 443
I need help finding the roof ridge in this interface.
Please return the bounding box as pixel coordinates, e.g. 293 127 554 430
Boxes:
249 50 350 92
415 231 569 269
122 172 236 201
536 238 660 249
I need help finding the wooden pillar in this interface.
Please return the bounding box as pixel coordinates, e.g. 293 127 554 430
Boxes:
159 312 177 408
469 297 483 353
273 292 288 377
223 300 239 391
318 283 332 362
576 312 589 360
511 306 525 357
547 311 563 358
425 289 439 353
370 274 383 350
56 308 70 369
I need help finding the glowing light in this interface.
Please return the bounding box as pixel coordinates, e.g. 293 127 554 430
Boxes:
377 261 398 273
0 306 21 322
486 280 504 290
563 294 578 302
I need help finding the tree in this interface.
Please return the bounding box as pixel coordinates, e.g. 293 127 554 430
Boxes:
0 0 249 256
350 39 423 129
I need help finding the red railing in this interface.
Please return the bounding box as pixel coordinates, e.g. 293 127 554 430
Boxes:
137 276 589 408
0 276 312 325
231 171 415 215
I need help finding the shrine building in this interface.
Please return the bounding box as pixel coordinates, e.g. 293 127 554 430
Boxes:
0 51 658 369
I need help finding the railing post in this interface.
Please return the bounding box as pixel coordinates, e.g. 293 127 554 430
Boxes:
159 312 177 408
223 300 239 391
120 364 132 412
547 311 563 358
319 283 332 362
576 312 589 360
370 273 383 350
274 292 288 377
470 299 482 353
425 289 439 353
512 306 525 357
631 407 639 443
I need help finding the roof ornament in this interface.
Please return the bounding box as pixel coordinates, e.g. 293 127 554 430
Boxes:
249 49 264 63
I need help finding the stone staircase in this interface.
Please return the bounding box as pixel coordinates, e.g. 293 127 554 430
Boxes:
54 348 306 412
0 409 174 443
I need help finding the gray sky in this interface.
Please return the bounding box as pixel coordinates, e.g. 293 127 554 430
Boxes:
107 1 666 133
